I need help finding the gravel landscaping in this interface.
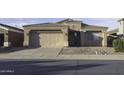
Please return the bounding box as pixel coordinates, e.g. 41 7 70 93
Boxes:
60 47 124 55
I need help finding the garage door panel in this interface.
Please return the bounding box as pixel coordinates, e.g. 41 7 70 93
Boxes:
40 32 64 48
29 32 41 47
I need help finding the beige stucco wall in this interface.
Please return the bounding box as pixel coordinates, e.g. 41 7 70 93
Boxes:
118 20 124 35
59 21 82 31
102 30 107 47
24 28 30 46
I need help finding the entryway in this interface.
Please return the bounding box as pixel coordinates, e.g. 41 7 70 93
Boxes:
0 34 4 47
68 31 81 47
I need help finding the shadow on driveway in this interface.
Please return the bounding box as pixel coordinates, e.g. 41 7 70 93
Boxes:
0 47 39 53
0 60 107 75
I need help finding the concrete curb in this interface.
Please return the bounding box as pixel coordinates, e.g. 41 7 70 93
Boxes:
0 55 124 60
58 55 124 60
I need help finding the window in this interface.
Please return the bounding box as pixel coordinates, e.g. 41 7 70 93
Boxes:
87 32 99 41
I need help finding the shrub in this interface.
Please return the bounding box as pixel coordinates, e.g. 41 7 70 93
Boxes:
113 39 124 52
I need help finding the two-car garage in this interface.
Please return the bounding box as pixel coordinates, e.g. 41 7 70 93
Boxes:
29 30 65 48
23 23 68 48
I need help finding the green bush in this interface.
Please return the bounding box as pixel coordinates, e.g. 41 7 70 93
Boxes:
113 39 124 52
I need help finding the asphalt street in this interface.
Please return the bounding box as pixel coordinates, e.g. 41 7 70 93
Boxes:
0 59 124 75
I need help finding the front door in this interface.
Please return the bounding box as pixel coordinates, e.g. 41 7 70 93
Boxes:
68 31 81 47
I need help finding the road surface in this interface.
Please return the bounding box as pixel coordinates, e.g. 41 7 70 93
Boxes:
0 59 124 75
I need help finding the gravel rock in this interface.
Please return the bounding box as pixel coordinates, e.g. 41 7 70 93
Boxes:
60 47 124 55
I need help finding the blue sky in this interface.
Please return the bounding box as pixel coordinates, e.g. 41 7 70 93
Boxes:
0 18 119 30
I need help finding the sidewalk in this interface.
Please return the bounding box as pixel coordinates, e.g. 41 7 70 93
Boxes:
0 54 124 60
58 55 124 60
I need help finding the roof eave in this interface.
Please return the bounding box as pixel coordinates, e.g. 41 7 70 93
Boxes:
23 23 68 28
0 23 23 31
82 24 108 29
118 18 124 22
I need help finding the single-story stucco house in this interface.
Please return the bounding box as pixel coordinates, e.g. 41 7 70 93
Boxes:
0 23 24 47
23 19 108 48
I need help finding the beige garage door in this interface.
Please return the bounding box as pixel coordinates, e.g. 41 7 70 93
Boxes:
40 32 64 48
29 31 64 48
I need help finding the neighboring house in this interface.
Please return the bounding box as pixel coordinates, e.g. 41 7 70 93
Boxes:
108 18 124 37
0 23 24 47
107 28 118 46
107 18 124 46
23 19 108 48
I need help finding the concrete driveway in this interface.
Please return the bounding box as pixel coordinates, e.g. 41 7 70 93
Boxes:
0 59 124 75
0 47 62 58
